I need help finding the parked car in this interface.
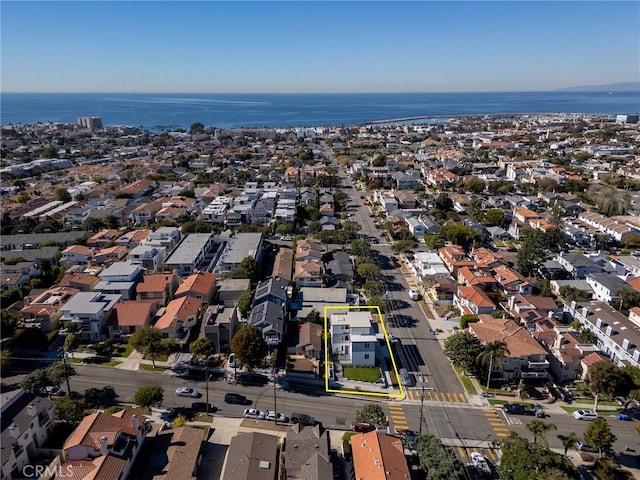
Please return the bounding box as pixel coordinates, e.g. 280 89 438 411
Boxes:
471 451 492 477
243 409 266 420
237 372 269 386
354 422 375 433
577 441 599 453
227 353 236 368
176 387 201 398
408 289 419 300
617 412 632 421
191 402 216 413
388 333 398 344
265 411 288 422
502 404 534 416
291 413 316 426
615 396 630 407
224 393 249 405
572 410 598 421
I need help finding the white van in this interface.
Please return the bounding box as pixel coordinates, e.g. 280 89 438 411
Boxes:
408 289 419 301
572 410 598 421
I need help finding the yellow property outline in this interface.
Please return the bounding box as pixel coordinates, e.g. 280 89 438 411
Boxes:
323 305 405 398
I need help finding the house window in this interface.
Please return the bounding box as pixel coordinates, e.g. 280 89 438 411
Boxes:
364 343 369 348
364 354 370 359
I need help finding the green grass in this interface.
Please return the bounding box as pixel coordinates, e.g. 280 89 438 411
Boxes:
343 366 382 383
84 359 120 367
342 432 357 456
144 353 168 362
573 398 618 406
488 399 510 406
453 366 477 395
139 364 170 372
113 343 134 358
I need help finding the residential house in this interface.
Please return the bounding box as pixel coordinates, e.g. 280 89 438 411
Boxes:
218 278 251 308
457 267 497 292
129 198 165 227
1 390 56 480
143 226 181 252
58 272 100 292
253 276 290 308
155 296 202 343
175 270 217 304
486 226 511 242
128 245 165 272
60 409 148 480
469 315 549 382
319 216 341 230
86 229 122 249
19 286 79 332
284 424 332 480
136 273 178 305
202 305 238 354
492 265 533 295
60 245 92 266
146 426 204 480
272 248 294 282
294 287 350 322
60 291 121 342
405 217 426 239
507 294 561 329
94 262 144 300
118 178 155 198
555 253 603 279
454 286 496 315
222 432 280 480
438 245 475 276
93 245 129 266
164 233 221 276
214 233 263 275
294 259 324 288
115 229 150 249
585 272 629 303
294 322 324 361
564 301 640 367
325 251 354 287
350 431 411 480
106 300 159 341
330 311 377 366
249 300 286 347
410 251 450 281
549 279 593 297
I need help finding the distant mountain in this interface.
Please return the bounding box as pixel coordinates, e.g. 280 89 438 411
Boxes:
555 81 640 92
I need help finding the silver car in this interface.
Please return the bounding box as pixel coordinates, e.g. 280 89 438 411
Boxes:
243 408 266 420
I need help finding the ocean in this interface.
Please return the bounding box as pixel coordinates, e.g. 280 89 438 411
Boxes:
1 91 639 130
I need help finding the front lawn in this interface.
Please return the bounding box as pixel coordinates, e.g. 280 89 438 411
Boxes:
113 343 134 358
343 366 381 383
139 364 170 372
453 366 477 394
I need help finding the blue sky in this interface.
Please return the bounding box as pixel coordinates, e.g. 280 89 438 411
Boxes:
2 1 639 93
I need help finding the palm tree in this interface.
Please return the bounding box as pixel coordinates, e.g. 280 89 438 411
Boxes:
558 432 579 456
476 340 510 388
526 419 557 446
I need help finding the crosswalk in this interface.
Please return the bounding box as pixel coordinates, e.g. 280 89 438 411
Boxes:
482 408 510 438
405 389 467 403
387 403 409 432
449 446 499 464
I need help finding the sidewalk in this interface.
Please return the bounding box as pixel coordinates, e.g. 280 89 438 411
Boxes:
67 350 174 370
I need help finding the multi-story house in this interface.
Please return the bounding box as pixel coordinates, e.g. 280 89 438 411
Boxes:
164 232 221 276
59 245 92 266
106 300 159 341
19 286 79 332
1 390 56 480
202 305 238 354
470 315 549 382
155 295 202 343
128 245 165 272
330 311 377 367
60 409 149 480
555 253 603 279
585 272 629 303
94 262 144 300
454 286 496 315
175 270 217 304
86 229 122 249
350 431 411 480
253 276 290 309
60 291 121 342
135 272 178 305
249 300 286 347
564 301 640 367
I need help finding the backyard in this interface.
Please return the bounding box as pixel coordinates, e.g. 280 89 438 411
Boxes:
343 366 382 383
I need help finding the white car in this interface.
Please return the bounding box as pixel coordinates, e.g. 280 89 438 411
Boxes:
408 289 419 300
176 387 201 398
471 452 491 476
243 408 266 420
572 410 598 421
265 411 288 422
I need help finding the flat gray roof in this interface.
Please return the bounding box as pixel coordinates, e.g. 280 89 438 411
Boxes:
164 233 214 265
224 233 262 265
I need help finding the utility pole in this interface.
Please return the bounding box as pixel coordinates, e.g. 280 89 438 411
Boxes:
419 376 426 435
272 367 278 424
61 347 71 395
205 359 210 415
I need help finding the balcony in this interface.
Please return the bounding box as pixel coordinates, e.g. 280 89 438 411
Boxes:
521 371 549 379
528 359 550 369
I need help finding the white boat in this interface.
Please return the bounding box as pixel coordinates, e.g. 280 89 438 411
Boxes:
471 452 492 476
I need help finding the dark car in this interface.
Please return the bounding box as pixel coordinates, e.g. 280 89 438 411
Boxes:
354 422 375 433
191 402 216 413
502 403 534 416
291 413 316 426
237 372 269 386
224 393 250 405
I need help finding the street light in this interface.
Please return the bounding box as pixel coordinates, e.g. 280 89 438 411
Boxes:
272 367 278 424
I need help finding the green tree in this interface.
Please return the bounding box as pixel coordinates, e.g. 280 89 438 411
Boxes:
459 314 479 329
444 332 484 376
227 256 261 285
559 285 592 303
517 228 548 277
1 309 17 338
357 262 381 282
497 432 572 480
82 217 105 232
416 434 466 480
190 337 216 366
64 334 80 359
485 208 506 227
237 289 254 318
525 419 557 446
355 403 388 426
619 288 640 310
189 122 205 134
134 385 164 408
306 309 321 324
362 280 385 297
21 368 51 394
586 361 625 411
54 396 87 423
391 238 418 254
46 361 76 387
584 417 617 457
477 340 510 387
231 325 268 371
558 432 579 456
129 326 164 367
350 239 371 257
578 328 596 344
53 187 72 202
0 349 12 373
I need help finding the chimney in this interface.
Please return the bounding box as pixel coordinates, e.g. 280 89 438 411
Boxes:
9 423 20 439
27 404 37 417
131 414 139 430
100 436 109 456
